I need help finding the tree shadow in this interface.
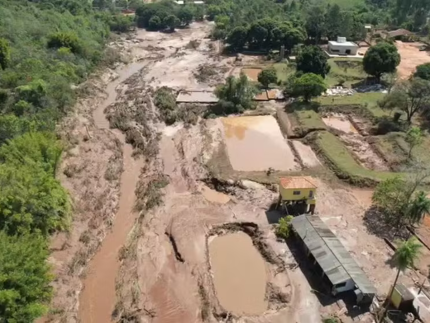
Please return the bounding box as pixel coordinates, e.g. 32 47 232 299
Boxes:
363 206 411 242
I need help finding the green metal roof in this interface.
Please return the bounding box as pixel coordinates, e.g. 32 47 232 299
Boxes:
291 215 377 295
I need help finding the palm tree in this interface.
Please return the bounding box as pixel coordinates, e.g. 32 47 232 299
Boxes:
407 191 430 225
379 237 422 322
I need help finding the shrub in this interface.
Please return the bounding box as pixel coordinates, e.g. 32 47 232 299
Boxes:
47 32 82 55
276 216 293 239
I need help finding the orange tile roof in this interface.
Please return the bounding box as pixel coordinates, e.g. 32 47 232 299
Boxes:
280 176 317 189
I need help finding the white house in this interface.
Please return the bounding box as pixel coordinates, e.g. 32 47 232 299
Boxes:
328 37 358 55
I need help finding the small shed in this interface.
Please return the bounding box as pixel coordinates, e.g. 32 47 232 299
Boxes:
391 284 414 310
328 37 359 55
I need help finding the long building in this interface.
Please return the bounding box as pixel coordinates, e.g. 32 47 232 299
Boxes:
291 215 376 304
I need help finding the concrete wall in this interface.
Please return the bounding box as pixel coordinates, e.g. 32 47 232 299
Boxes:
328 44 358 55
279 187 316 204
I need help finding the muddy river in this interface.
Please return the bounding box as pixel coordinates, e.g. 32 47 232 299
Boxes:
209 231 268 315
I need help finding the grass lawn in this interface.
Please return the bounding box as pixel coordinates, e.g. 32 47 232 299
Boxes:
372 133 408 170
326 58 367 88
273 62 295 83
315 131 402 185
317 92 387 118
295 110 326 132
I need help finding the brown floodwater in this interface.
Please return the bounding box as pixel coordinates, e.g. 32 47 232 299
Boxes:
209 231 267 315
222 116 298 171
78 62 146 323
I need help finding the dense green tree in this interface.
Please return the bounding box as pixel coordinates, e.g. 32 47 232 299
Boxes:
16 80 48 108
214 74 258 114
286 73 327 101
207 5 222 21
414 63 430 80
0 38 10 70
363 42 401 80
164 15 180 32
177 6 194 25
296 46 330 77
248 23 268 49
0 231 52 322
407 191 430 224
305 6 326 43
325 4 342 40
258 67 277 88
226 26 249 52
149 15 162 30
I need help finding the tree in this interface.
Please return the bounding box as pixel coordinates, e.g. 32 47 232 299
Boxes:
286 73 327 102
407 191 430 224
296 46 330 78
276 216 294 239
414 63 430 80
258 68 277 88
214 74 258 114
305 6 326 43
0 38 11 70
148 15 162 30
378 78 430 123
405 126 423 158
363 42 401 80
177 6 193 26
325 4 342 40
226 26 249 52
379 238 421 322
248 23 268 49
164 15 180 32
0 232 53 322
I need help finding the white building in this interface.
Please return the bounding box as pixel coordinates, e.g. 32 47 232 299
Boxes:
328 37 358 55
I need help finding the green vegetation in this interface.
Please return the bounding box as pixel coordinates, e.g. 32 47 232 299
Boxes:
313 131 399 185
0 0 118 320
273 62 295 83
275 215 293 239
415 63 430 81
296 46 330 78
326 58 366 87
258 67 277 88
317 93 386 118
287 73 327 102
405 126 423 158
212 74 258 115
363 42 401 81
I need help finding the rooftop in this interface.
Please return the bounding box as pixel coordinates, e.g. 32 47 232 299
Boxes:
291 215 377 295
328 40 358 47
176 91 218 103
280 176 317 189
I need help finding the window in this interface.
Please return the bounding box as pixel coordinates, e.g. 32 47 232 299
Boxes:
309 191 314 198
293 191 301 195
335 282 347 289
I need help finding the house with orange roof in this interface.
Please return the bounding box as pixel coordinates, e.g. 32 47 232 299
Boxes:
278 176 317 214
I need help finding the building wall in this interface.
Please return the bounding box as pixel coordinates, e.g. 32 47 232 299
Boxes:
328 44 358 55
279 187 316 204
332 278 355 295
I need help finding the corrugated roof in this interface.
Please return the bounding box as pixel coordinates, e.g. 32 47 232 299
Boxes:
280 176 317 189
291 215 377 295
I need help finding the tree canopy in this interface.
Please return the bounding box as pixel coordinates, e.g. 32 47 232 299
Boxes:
414 63 430 81
285 73 327 102
258 68 277 88
296 46 330 78
363 42 401 80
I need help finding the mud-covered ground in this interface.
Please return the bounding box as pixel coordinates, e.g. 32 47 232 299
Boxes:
44 21 430 323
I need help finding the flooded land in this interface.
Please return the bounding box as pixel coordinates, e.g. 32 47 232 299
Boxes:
209 232 268 315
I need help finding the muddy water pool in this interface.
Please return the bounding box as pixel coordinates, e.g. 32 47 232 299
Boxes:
209 231 267 315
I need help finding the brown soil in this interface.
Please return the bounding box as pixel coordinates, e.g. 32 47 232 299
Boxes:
242 68 263 81
44 21 430 323
396 41 430 79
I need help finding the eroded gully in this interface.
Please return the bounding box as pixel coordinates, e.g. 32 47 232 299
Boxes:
78 62 146 323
